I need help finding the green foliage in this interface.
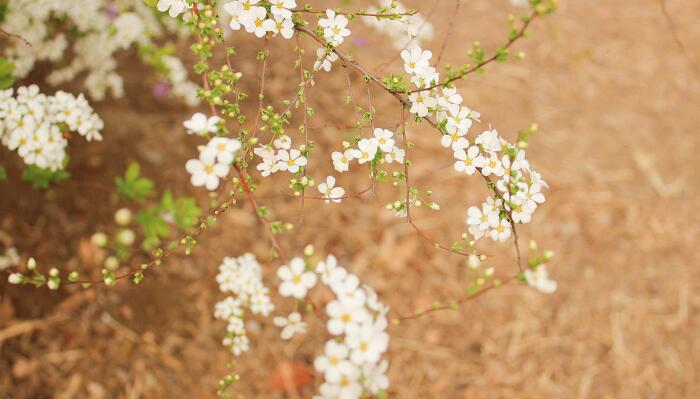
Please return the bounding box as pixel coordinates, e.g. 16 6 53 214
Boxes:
160 190 202 229
21 158 70 189
138 43 177 75
115 162 155 203
136 191 202 250
0 165 6 181
0 57 16 89
136 207 170 249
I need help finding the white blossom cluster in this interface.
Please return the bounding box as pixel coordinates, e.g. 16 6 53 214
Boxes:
221 0 297 39
2 0 196 103
524 264 557 294
214 253 274 356
331 128 405 174
0 85 103 171
183 112 241 191
253 134 308 176
464 136 548 242
0 247 20 271
362 0 435 50
400 46 547 243
275 255 390 398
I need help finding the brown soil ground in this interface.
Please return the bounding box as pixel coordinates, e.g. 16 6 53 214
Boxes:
1 0 700 398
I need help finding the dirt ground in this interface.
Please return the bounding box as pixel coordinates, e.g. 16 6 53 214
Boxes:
1 0 700 398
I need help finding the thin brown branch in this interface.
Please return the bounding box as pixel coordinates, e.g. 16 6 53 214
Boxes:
411 11 538 93
0 28 31 47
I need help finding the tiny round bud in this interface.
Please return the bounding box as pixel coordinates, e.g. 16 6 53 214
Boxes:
543 250 554 260
116 229 136 246
467 254 480 269
27 257 37 270
49 267 59 277
91 232 108 247
529 240 538 251
105 256 119 271
114 208 132 226
303 244 314 257
8 273 22 284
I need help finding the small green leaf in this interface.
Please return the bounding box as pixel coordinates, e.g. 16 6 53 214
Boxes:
0 165 6 181
115 162 155 203
21 164 70 189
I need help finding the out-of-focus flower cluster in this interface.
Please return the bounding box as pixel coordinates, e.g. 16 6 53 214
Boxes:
214 253 274 356
1 0 197 103
275 254 390 399
362 0 435 50
0 85 103 171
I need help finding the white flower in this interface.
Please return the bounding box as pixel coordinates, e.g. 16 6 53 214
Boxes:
157 0 188 17
331 149 355 172
446 106 473 135
410 67 440 88
326 299 370 336
276 148 308 173
241 6 270 37
401 46 432 75
524 265 557 294
318 367 362 399
481 153 505 177
214 297 244 320
270 0 296 18
372 128 395 153
408 90 437 117
273 312 307 340
254 146 279 176
384 146 405 164
183 112 221 136
202 137 241 164
502 149 529 175
250 290 274 316
316 255 340 284
453 146 486 175
265 14 295 39
530 170 549 188
223 1 245 30
441 129 468 152
475 129 502 153
228 334 250 356
489 218 512 242
185 153 230 190
318 9 351 46
330 273 366 308
363 360 389 394
318 176 345 204
314 340 355 383
314 47 339 72
273 134 292 149
356 138 378 164
346 322 389 365
226 318 246 335
466 205 498 240
523 182 546 210
438 87 463 114
507 193 533 223
277 257 317 299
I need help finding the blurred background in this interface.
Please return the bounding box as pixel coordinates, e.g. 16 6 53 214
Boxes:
1 0 699 398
